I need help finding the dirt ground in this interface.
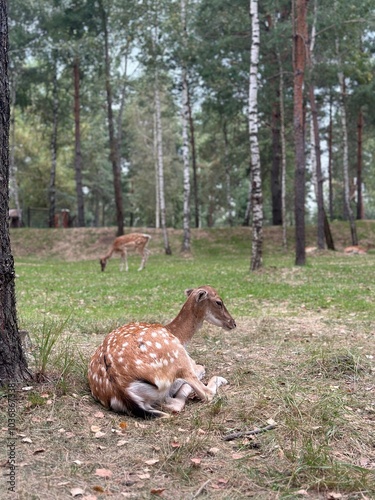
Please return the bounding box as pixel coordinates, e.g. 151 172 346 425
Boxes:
1 312 374 499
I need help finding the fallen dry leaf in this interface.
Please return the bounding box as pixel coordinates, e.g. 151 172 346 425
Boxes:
190 458 201 466
94 468 113 479
137 473 150 480
90 425 101 433
33 449 45 455
150 488 166 496
232 453 245 460
71 487 85 497
94 431 106 439
92 485 105 493
21 437 32 444
94 411 105 418
144 459 159 465
119 421 128 430
117 439 128 447
327 493 342 500
171 441 181 448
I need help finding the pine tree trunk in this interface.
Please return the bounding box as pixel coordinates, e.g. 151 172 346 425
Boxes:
0 0 32 385
337 69 357 245
73 57 85 227
293 0 308 266
309 84 325 249
49 60 58 228
249 0 263 271
271 100 282 226
277 51 288 249
308 1 324 249
100 0 124 236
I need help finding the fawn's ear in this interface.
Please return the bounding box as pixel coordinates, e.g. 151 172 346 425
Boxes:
185 287 209 302
195 289 209 302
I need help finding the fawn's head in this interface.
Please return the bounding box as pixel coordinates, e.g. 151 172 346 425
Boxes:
184 286 236 331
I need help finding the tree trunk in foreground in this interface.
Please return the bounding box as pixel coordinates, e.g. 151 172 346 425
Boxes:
0 0 32 385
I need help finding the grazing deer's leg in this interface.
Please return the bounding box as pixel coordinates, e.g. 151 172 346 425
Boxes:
138 248 150 271
119 250 128 272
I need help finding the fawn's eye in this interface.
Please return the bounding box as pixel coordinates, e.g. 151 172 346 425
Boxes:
216 300 223 308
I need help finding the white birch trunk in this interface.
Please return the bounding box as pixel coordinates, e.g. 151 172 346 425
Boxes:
249 0 263 270
154 75 171 254
153 111 160 229
181 0 190 252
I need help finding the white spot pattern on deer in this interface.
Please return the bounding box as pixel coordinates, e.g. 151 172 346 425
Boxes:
88 285 236 418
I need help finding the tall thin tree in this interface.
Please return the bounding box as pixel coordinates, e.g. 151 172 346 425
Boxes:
99 0 124 236
249 0 263 271
49 57 59 228
73 56 85 227
181 0 191 253
293 0 309 266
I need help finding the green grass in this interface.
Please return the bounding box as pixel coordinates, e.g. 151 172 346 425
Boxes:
3 225 375 499
14 229 375 335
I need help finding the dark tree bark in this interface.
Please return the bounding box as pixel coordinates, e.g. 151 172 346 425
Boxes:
0 0 32 385
293 0 309 266
99 0 124 236
309 84 325 249
271 99 282 225
49 58 58 228
73 56 85 227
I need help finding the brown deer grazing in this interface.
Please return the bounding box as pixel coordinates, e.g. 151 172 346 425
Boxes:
99 233 151 272
88 285 236 418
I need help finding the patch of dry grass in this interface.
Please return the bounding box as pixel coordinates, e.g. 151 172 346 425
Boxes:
1 311 374 499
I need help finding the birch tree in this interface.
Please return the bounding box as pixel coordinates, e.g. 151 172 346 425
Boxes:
181 0 191 253
249 0 262 271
